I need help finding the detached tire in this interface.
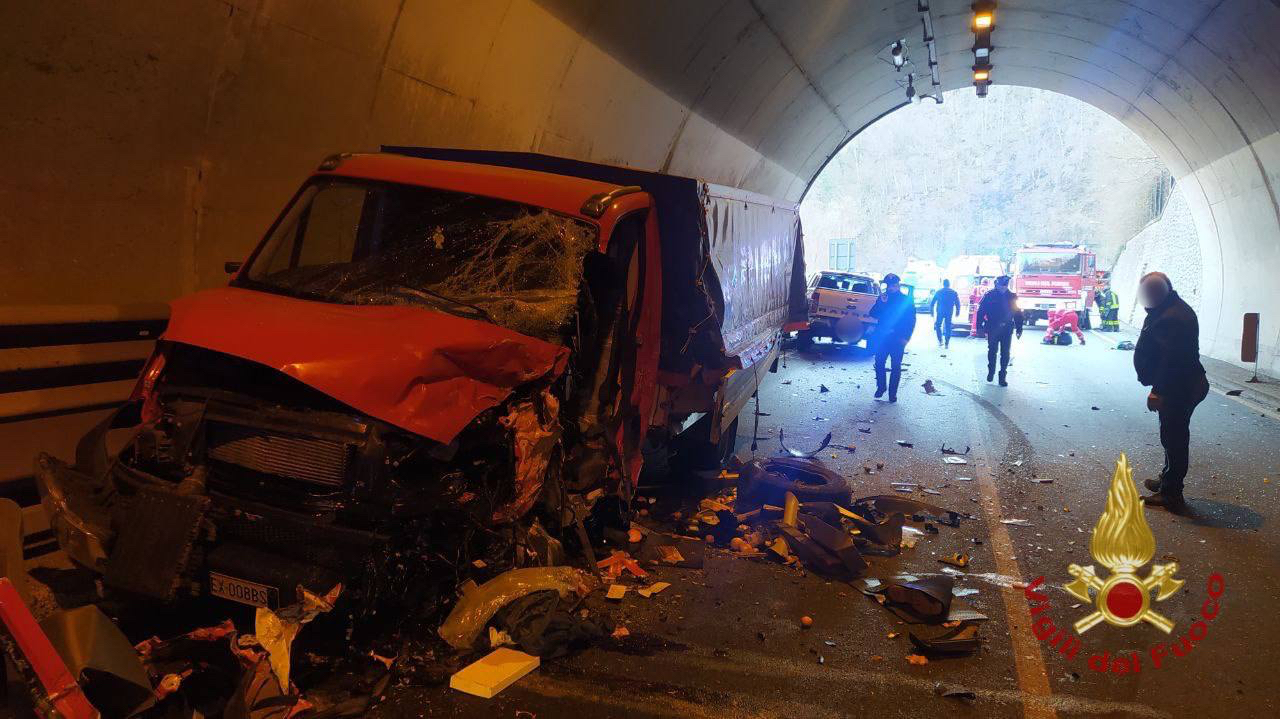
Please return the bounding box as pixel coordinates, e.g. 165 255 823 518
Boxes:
737 457 852 508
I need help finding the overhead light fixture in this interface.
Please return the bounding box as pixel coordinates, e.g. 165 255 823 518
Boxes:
890 40 906 70
972 1 996 30
971 1 996 97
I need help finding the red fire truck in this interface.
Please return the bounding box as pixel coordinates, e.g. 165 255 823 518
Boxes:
1011 243 1100 328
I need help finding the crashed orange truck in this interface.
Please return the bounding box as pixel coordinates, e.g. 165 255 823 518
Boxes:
34 148 806 629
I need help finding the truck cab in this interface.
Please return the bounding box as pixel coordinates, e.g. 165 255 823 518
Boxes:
34 150 804 628
1011 243 1098 327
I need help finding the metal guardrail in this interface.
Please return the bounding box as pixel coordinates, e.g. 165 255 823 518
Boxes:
0 304 168 423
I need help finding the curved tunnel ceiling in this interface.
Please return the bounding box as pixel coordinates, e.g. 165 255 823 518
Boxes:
2 0 1278 371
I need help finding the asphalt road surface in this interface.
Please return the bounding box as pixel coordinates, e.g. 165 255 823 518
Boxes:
381 324 1280 719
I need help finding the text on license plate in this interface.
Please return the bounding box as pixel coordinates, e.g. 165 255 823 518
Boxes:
209 572 277 608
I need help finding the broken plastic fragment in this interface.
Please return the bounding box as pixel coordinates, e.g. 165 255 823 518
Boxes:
637 582 671 598
779 428 833 458
450 648 540 699
254 583 342 691
439 567 592 650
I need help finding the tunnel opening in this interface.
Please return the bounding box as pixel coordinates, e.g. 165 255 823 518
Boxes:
799 85 1203 336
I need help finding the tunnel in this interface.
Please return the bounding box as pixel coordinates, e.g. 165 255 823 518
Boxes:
6 3 1280 716
4 1 1278 374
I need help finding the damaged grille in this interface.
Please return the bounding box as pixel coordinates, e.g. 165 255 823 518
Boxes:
207 422 353 487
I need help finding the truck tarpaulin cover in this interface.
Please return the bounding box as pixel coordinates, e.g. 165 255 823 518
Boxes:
163 287 568 444
382 147 805 372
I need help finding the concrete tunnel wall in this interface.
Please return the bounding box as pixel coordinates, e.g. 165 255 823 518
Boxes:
3 0 1280 375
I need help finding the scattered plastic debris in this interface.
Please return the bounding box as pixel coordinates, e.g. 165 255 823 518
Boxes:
450 648 540 698
779 428 834 458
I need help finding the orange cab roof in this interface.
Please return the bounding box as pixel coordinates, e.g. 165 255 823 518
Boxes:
317 153 626 220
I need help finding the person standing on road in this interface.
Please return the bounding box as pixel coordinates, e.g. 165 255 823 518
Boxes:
976 275 1023 386
930 279 961 348
1133 272 1208 512
1096 284 1120 331
871 273 916 403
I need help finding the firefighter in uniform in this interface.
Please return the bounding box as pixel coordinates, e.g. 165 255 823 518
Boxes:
1096 284 1120 331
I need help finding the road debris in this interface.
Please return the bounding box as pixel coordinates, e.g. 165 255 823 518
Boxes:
450 648 540 698
1000 518 1032 527
637 582 671 598
439 567 594 650
922 379 938 394
779 429 834 458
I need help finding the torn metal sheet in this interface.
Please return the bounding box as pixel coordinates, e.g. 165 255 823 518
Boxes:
39 605 155 717
911 624 981 655
492 390 562 523
854 495 971 526
881 576 953 622
0 579 99 719
163 287 569 444
798 514 867 575
778 429 832 458
776 525 845 577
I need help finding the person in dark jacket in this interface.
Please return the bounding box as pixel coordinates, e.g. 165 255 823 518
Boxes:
929 279 961 348
870 273 916 402
976 275 1023 386
1133 272 1208 512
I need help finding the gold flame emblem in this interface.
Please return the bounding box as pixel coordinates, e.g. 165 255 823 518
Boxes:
1065 454 1183 633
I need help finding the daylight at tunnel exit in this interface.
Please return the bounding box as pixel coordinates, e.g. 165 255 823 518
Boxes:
3 2 1280 718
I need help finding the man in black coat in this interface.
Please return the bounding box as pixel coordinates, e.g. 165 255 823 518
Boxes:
870 273 916 402
1133 272 1208 512
930 279 961 348
976 275 1024 386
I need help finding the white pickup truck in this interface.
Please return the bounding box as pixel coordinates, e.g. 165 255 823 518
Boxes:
797 270 881 346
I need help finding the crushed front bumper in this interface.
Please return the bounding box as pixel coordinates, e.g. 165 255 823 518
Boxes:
33 453 112 571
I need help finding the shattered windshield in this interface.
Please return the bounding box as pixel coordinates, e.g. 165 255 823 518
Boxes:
236 178 597 341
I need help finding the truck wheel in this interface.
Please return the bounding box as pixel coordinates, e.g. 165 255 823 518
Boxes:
737 457 853 507
797 330 814 348
1080 310 1092 330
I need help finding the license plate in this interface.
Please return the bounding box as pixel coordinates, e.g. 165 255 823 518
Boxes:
209 572 278 608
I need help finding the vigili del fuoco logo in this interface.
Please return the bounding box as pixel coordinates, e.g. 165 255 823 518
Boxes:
1022 455 1225 674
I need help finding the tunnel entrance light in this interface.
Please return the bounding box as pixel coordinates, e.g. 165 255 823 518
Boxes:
971 1 996 97
972 1 996 30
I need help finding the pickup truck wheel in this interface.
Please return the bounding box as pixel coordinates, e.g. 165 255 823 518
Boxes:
736 457 853 507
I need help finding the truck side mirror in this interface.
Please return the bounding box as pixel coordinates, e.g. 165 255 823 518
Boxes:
224 261 242 275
